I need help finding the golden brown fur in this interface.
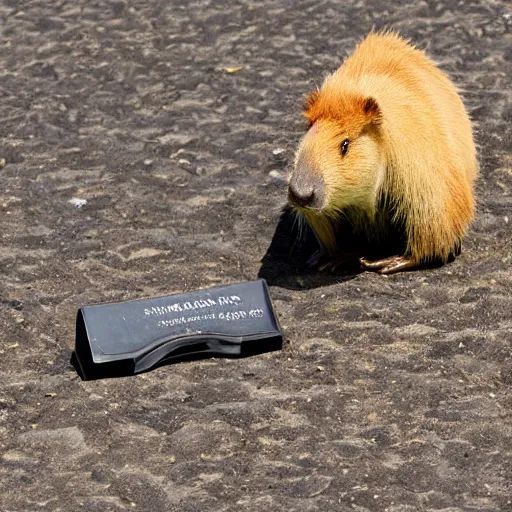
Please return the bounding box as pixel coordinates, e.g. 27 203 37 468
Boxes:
290 31 478 270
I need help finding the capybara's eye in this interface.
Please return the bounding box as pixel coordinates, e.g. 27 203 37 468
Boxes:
341 139 349 156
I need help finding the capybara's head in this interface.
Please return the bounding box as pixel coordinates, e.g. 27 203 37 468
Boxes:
288 80 385 217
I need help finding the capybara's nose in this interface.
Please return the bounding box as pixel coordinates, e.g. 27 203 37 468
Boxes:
288 174 324 210
288 185 316 208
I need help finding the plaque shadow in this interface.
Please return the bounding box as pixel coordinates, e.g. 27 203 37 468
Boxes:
70 341 280 381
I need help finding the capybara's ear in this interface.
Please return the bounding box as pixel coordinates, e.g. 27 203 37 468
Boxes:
362 97 382 125
303 89 320 112
303 89 321 125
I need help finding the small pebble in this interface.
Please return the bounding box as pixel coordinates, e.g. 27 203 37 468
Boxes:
68 197 87 208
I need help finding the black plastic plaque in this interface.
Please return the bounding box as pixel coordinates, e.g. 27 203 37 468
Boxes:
71 279 283 380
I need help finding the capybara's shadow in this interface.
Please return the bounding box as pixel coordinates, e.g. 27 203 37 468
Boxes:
257 206 363 290
258 206 450 289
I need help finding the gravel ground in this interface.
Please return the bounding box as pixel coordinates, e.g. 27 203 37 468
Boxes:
0 1 511 511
